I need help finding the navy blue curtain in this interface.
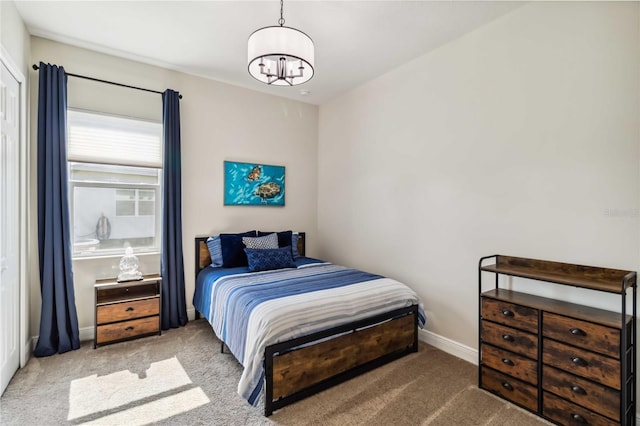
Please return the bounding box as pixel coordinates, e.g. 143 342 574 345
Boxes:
34 62 80 357
160 89 188 329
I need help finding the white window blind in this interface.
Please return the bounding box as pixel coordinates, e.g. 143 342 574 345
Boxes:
67 110 162 168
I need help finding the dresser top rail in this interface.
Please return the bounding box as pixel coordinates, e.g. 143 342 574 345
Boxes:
480 255 636 294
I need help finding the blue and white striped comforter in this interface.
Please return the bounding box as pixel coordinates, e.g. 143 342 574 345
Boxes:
194 260 426 405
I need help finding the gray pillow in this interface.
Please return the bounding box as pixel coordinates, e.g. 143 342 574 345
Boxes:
242 232 278 250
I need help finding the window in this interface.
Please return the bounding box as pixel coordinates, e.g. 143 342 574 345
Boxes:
116 189 155 216
68 110 162 257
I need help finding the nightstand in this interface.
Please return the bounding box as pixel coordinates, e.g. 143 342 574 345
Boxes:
94 273 162 348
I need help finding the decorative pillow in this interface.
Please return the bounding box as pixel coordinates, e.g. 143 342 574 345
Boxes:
245 246 295 272
242 233 278 250
219 230 257 268
206 236 223 267
291 232 300 258
258 230 293 250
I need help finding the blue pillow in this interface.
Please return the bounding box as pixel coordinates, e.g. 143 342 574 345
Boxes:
245 246 295 272
219 230 256 268
206 236 223 267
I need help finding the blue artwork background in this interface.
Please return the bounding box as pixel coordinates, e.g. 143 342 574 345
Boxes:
224 161 285 206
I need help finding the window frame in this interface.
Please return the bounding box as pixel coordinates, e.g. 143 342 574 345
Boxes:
67 109 163 259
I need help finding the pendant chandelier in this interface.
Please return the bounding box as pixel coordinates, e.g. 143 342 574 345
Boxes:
247 0 314 86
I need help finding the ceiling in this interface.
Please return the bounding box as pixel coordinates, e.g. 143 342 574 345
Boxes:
15 1 523 105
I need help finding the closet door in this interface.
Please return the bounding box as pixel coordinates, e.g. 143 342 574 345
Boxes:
0 59 20 396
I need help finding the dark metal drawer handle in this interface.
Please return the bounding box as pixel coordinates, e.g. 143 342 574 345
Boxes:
571 385 587 395
125 307 135 312
125 326 135 331
502 334 514 342
501 382 513 391
571 413 587 424
502 309 514 317
571 356 588 367
501 358 515 366
570 328 586 337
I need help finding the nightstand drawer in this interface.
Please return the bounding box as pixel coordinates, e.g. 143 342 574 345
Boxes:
481 366 537 412
543 391 617 426
481 298 538 334
543 365 619 421
97 297 159 324
481 320 537 359
543 312 620 359
543 339 620 390
96 316 159 345
482 344 537 385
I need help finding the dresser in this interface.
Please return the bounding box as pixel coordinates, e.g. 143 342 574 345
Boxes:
94 274 162 348
479 256 636 425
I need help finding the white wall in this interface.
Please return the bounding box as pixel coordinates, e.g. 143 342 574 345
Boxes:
1 1 30 71
318 2 639 349
29 37 318 338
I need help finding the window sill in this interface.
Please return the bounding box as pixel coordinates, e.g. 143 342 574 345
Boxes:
72 251 160 261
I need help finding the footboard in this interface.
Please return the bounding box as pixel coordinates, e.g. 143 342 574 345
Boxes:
264 305 419 416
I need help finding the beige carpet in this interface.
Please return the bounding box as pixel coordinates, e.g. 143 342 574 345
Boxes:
0 319 550 425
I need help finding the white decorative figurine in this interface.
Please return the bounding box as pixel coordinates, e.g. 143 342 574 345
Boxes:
117 246 143 282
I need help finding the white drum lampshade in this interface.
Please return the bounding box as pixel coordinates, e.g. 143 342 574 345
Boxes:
247 2 314 86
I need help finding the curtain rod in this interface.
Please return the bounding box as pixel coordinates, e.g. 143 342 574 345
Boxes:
32 64 183 99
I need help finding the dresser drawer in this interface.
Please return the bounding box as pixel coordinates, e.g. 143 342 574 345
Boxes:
543 339 620 390
543 312 620 359
543 391 618 426
482 344 537 385
481 366 537 412
481 298 537 334
96 316 159 345
97 297 159 325
543 365 619 421
481 320 537 359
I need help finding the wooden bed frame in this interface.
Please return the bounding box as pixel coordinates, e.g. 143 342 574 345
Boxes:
194 233 419 416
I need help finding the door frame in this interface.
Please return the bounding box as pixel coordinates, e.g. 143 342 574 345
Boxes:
1 45 29 368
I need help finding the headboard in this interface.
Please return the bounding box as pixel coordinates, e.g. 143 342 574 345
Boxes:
194 232 306 278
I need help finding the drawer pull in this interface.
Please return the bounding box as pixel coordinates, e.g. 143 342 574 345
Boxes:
125 326 135 331
570 328 586 336
125 307 135 312
501 309 514 317
501 358 515 366
571 356 588 367
501 382 513 391
502 334 514 342
571 385 587 395
571 413 587 424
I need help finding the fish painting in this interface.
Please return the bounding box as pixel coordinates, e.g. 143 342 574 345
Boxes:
224 161 285 206
255 182 281 203
247 165 262 182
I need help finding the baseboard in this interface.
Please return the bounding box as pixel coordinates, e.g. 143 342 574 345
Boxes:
187 307 197 321
79 326 94 342
418 329 478 365
30 325 98 350
21 340 31 367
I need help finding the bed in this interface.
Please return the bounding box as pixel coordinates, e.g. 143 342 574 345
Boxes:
193 232 426 416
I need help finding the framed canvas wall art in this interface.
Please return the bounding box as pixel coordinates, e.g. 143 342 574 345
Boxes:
224 161 285 206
